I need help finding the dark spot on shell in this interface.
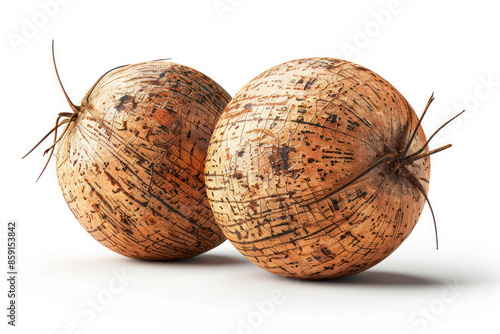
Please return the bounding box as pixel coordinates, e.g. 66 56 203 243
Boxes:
321 248 331 256
268 144 296 174
233 171 244 180
116 95 137 112
304 78 316 90
330 199 340 211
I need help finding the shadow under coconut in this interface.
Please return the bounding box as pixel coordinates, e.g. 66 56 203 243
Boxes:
129 253 250 267
256 269 445 286
38 252 251 283
329 270 444 286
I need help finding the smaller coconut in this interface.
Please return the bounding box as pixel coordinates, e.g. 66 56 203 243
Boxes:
27 43 231 260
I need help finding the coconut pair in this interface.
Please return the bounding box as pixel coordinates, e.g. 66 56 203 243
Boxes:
27 43 459 279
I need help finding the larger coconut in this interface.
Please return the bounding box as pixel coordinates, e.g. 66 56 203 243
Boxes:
205 58 430 279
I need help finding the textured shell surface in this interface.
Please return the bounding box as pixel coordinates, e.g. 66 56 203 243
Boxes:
205 57 430 279
56 61 231 260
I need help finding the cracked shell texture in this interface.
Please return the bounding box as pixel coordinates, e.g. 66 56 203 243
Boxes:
56 61 230 260
205 58 430 279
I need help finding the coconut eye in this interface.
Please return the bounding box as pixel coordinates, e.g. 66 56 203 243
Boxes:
205 57 462 280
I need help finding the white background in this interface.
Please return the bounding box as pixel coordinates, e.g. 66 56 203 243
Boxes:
1 0 499 333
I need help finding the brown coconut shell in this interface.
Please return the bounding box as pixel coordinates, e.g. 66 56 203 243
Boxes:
56 61 230 260
205 57 431 279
